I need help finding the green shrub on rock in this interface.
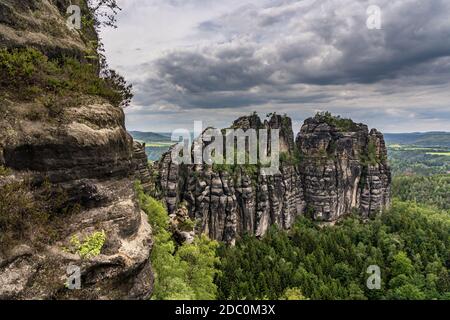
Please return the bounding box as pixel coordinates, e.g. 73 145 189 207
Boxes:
0 180 49 253
69 231 107 259
0 48 132 107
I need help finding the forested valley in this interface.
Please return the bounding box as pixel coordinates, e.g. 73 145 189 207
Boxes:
138 133 449 300
139 179 449 300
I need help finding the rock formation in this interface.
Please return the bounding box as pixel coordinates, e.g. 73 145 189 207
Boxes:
154 113 391 245
0 0 153 299
133 141 155 194
297 113 391 221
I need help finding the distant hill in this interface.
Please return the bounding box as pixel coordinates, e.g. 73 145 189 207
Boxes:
129 131 173 161
384 132 450 147
129 131 172 143
129 130 450 163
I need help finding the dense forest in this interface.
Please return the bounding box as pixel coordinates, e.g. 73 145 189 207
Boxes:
386 133 450 176
393 175 449 210
138 182 449 300
388 146 450 176
216 200 449 300
136 133 450 300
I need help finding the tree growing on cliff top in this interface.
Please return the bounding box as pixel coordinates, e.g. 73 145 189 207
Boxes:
315 111 359 132
80 0 134 107
87 0 121 28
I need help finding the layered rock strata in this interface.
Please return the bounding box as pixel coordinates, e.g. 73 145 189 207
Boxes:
0 0 153 299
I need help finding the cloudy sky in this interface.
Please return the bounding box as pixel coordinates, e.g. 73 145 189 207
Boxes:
100 0 450 133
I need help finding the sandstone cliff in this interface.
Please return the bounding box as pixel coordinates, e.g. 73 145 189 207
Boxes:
154 113 391 245
297 113 391 221
0 0 152 299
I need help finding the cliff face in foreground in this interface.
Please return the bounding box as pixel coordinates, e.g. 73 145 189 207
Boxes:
0 0 153 299
154 113 391 245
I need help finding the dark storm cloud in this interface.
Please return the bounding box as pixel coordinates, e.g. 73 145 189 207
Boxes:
131 0 450 111
154 48 272 93
100 0 450 132
134 78 334 110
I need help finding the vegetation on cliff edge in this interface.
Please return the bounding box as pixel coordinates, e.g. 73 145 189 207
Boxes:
315 111 360 132
136 182 220 300
0 178 82 254
0 48 131 107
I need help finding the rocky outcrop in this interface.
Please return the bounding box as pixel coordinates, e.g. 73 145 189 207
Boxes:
0 0 95 59
0 0 153 299
0 176 153 300
133 141 154 194
168 203 195 245
297 114 391 221
359 129 392 217
155 113 391 245
154 114 307 245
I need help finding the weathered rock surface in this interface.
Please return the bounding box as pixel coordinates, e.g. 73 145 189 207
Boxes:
297 115 391 221
0 177 153 300
0 0 93 58
154 113 391 244
154 114 307 245
133 141 154 194
0 0 153 300
168 203 195 245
